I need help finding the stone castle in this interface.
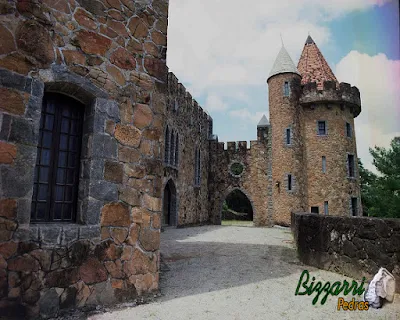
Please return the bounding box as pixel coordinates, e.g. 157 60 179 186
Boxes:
164 36 362 228
0 0 361 317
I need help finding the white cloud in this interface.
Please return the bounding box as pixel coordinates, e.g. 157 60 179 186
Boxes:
167 0 396 171
229 108 266 125
204 94 228 112
335 51 400 172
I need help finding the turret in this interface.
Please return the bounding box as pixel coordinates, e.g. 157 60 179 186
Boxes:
257 115 270 142
297 35 362 217
267 45 305 226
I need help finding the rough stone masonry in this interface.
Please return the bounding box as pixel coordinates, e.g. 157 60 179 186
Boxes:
0 0 365 318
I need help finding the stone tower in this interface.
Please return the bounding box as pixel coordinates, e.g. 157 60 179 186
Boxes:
267 36 362 225
267 45 305 225
297 35 362 217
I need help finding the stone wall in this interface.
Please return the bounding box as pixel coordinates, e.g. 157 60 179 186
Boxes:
0 0 168 318
209 137 270 226
291 212 400 293
163 72 211 226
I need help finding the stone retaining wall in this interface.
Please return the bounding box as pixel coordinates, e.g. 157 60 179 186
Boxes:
291 212 400 293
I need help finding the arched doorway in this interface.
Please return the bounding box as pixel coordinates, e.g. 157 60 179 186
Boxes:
162 179 177 226
221 189 254 226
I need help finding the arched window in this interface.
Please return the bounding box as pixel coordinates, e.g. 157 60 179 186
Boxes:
170 130 175 166
31 93 84 222
175 134 179 167
164 126 170 164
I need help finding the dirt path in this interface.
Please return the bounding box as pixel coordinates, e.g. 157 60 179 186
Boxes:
89 226 400 320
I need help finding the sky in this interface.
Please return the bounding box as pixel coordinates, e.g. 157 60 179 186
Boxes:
166 0 400 172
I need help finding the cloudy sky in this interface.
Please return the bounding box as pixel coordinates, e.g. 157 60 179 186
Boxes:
166 0 400 172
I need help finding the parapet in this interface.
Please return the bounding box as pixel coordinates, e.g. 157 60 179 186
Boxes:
167 71 210 120
300 81 361 117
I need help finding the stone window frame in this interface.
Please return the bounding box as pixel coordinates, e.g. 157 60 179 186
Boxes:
169 129 175 166
1 66 120 246
316 120 328 136
346 122 352 138
229 160 245 178
346 152 356 179
283 81 290 97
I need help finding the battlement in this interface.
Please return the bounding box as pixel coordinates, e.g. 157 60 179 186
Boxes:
300 80 361 117
168 72 211 121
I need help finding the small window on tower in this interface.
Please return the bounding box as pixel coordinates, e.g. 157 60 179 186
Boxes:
351 197 358 216
311 206 319 214
286 128 291 145
284 82 290 96
347 154 355 177
324 201 329 215
322 156 326 173
287 174 292 191
317 121 327 136
346 122 352 138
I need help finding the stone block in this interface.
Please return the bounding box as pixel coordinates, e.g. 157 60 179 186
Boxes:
104 160 123 183
79 257 107 284
79 225 101 240
39 289 60 318
114 124 141 148
101 202 131 227
39 226 62 246
75 30 112 56
8 116 39 145
89 179 118 202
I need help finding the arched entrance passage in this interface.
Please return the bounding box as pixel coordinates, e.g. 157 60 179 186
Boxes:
221 189 254 224
162 179 177 226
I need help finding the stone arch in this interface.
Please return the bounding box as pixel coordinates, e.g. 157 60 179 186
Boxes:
162 179 178 226
219 187 256 223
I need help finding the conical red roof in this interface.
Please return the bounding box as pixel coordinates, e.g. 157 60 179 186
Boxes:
297 35 339 90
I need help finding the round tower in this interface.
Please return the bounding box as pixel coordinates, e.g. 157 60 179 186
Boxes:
297 35 362 217
267 45 306 226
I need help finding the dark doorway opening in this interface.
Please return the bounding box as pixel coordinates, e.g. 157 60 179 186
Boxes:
222 189 253 226
162 179 177 226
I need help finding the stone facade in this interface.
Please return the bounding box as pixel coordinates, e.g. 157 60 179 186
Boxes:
162 72 211 226
292 212 400 293
0 0 168 318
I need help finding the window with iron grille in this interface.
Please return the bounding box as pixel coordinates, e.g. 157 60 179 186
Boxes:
283 81 290 96
31 94 84 223
348 154 355 177
317 121 327 135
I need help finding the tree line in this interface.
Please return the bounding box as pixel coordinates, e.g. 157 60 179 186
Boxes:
359 137 400 218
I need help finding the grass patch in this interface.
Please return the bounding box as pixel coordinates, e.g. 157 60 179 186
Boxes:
221 220 253 227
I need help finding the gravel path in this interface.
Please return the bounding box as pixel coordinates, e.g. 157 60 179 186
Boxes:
89 226 400 320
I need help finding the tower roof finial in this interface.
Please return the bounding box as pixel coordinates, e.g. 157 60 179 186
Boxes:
280 33 284 46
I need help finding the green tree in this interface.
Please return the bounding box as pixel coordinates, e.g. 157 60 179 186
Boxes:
359 137 400 218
